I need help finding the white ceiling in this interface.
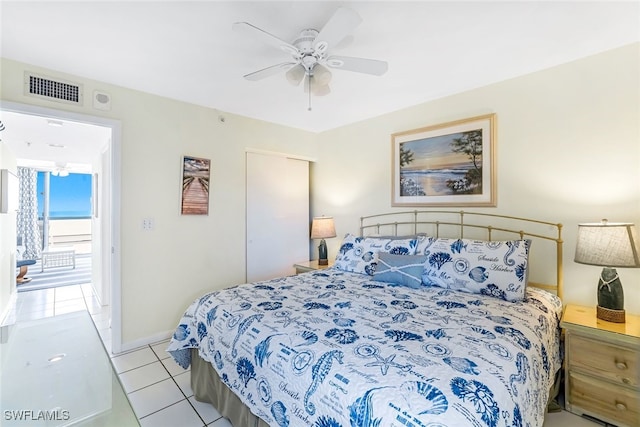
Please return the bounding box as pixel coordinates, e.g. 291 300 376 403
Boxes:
0 110 110 173
1 1 639 166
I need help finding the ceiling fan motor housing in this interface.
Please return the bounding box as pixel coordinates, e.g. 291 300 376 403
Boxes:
293 29 319 55
292 29 329 75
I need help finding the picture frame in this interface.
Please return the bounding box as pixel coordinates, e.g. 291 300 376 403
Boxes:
391 114 496 207
181 156 211 215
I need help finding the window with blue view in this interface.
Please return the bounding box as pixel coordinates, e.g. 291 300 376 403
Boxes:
37 172 92 219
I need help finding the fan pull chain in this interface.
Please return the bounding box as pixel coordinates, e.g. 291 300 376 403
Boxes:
307 73 312 111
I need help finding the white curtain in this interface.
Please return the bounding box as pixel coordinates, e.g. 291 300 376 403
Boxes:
17 167 41 260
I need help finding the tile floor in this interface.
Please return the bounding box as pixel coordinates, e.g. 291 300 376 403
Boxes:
10 284 231 427
10 284 601 427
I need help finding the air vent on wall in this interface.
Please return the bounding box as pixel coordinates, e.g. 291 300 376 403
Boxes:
24 72 84 105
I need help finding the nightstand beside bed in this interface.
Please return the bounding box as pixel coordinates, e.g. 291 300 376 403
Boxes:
293 260 334 274
561 304 640 427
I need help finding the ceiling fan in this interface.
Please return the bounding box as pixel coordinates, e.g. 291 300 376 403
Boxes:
233 7 388 109
51 162 70 177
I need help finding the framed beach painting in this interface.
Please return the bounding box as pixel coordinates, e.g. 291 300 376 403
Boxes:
391 114 496 207
181 156 211 215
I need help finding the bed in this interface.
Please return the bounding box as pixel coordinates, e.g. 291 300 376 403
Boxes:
168 210 564 427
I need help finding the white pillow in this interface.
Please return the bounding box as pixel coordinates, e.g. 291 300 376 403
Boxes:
419 237 531 302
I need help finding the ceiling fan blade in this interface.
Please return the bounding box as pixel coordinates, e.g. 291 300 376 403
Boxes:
233 22 298 55
313 7 362 52
243 62 297 81
326 55 388 76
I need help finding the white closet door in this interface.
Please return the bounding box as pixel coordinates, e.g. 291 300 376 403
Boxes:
246 151 309 282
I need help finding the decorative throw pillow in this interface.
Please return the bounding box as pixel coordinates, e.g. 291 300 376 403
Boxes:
415 235 438 255
373 253 428 289
420 238 531 302
334 234 418 275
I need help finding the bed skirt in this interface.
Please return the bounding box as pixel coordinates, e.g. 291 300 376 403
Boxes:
190 349 270 427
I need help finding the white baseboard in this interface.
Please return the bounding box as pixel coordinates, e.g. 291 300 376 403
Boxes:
116 330 173 354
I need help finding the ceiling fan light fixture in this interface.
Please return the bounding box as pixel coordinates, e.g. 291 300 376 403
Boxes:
52 169 69 177
285 65 305 86
51 162 70 177
304 76 331 97
235 7 387 109
312 64 332 86
312 83 331 97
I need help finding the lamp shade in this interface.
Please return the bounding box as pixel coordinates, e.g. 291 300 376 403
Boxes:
311 217 336 239
574 221 640 268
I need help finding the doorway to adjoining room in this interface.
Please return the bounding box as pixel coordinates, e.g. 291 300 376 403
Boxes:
16 171 93 292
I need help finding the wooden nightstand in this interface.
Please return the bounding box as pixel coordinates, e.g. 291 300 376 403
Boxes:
561 304 640 427
293 260 334 274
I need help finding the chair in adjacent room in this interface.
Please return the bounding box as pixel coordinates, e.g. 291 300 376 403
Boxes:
16 235 37 284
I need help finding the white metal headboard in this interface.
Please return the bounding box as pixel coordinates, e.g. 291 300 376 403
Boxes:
360 210 564 300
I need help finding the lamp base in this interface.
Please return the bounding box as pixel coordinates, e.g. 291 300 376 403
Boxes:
318 239 328 266
597 305 625 323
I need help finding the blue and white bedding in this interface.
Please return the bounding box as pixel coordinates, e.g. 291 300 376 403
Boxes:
168 268 562 427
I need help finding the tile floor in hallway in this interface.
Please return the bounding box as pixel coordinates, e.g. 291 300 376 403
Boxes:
11 284 602 427
11 284 231 427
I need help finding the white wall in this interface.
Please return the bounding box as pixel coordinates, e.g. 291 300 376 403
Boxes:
0 58 316 347
0 144 17 323
312 43 640 314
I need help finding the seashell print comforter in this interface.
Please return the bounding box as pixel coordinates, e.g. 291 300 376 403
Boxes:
168 268 562 427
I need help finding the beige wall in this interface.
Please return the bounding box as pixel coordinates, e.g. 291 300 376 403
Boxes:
1 42 638 346
0 58 316 347
312 42 640 314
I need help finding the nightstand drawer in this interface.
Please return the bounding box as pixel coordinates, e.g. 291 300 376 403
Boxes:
568 371 640 427
568 334 639 388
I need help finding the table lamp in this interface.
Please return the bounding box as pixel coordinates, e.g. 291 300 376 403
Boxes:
311 216 336 265
574 220 640 323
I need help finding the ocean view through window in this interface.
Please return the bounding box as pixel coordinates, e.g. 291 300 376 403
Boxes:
37 172 92 219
